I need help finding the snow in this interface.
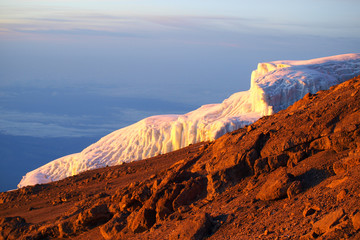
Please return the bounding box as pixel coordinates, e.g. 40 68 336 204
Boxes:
18 53 360 188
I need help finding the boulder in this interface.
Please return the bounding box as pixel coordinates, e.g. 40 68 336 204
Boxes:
303 205 320 217
336 189 347 203
267 154 289 170
206 171 225 198
256 167 293 201
100 213 127 240
287 180 302 199
333 156 360 175
172 177 205 211
333 161 347 175
37 225 60 239
155 184 182 221
352 211 360 231
131 184 151 203
119 194 141 212
312 208 345 235
156 202 172 221
253 158 270 176
127 207 156 233
169 212 214 240
309 137 332 151
0 216 29 240
119 185 151 212
76 204 113 228
58 220 74 238
327 177 348 189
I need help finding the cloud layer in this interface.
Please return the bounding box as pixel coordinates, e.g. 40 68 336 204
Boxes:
0 86 197 138
1 0 360 41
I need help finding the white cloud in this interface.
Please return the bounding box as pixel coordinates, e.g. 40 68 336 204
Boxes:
0 110 119 137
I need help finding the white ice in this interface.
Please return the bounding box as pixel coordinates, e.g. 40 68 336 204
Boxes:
18 53 360 188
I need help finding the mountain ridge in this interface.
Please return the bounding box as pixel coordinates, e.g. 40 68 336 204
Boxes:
1 73 360 239
18 53 360 188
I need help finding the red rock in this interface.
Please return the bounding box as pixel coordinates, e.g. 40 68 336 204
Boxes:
172 177 206 210
312 208 345 235
169 212 214 240
76 204 112 228
100 213 127 240
352 211 360 230
287 180 302 199
58 220 74 238
303 205 321 217
336 189 347 202
256 167 292 201
127 207 156 233
0 216 29 240
155 184 182 220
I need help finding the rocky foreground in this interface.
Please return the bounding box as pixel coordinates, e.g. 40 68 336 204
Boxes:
1 75 360 239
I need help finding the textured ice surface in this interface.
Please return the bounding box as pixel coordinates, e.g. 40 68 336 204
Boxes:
18 53 360 188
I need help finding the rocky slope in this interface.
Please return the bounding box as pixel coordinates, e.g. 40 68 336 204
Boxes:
18 53 360 188
1 75 360 239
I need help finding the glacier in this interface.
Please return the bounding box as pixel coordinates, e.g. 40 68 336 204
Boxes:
18 53 360 188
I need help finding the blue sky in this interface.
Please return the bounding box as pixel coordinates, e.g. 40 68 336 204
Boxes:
0 0 360 137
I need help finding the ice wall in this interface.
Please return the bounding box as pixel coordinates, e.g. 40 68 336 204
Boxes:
18 53 360 188
250 54 360 112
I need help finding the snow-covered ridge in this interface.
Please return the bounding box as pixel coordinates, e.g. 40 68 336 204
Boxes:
18 53 360 188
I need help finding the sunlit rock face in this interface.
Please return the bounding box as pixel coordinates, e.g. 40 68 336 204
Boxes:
18 53 360 188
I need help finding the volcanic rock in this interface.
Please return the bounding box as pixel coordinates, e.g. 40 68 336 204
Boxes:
352 211 360 231
172 177 206 211
169 212 214 240
0 216 28 240
76 204 113 229
155 184 182 221
333 152 360 175
287 180 302 199
256 167 293 201
127 206 157 233
336 189 348 203
58 220 74 238
303 205 321 217
312 208 345 235
100 213 127 240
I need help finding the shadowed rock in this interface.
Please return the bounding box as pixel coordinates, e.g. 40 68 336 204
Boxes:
100 213 127 240
352 211 360 231
172 177 206 211
312 208 345 235
256 167 293 201
169 212 214 240
127 207 157 233
0 216 29 240
76 204 113 229
287 180 302 199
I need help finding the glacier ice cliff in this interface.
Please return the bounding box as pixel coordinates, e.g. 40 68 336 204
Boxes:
18 53 360 188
